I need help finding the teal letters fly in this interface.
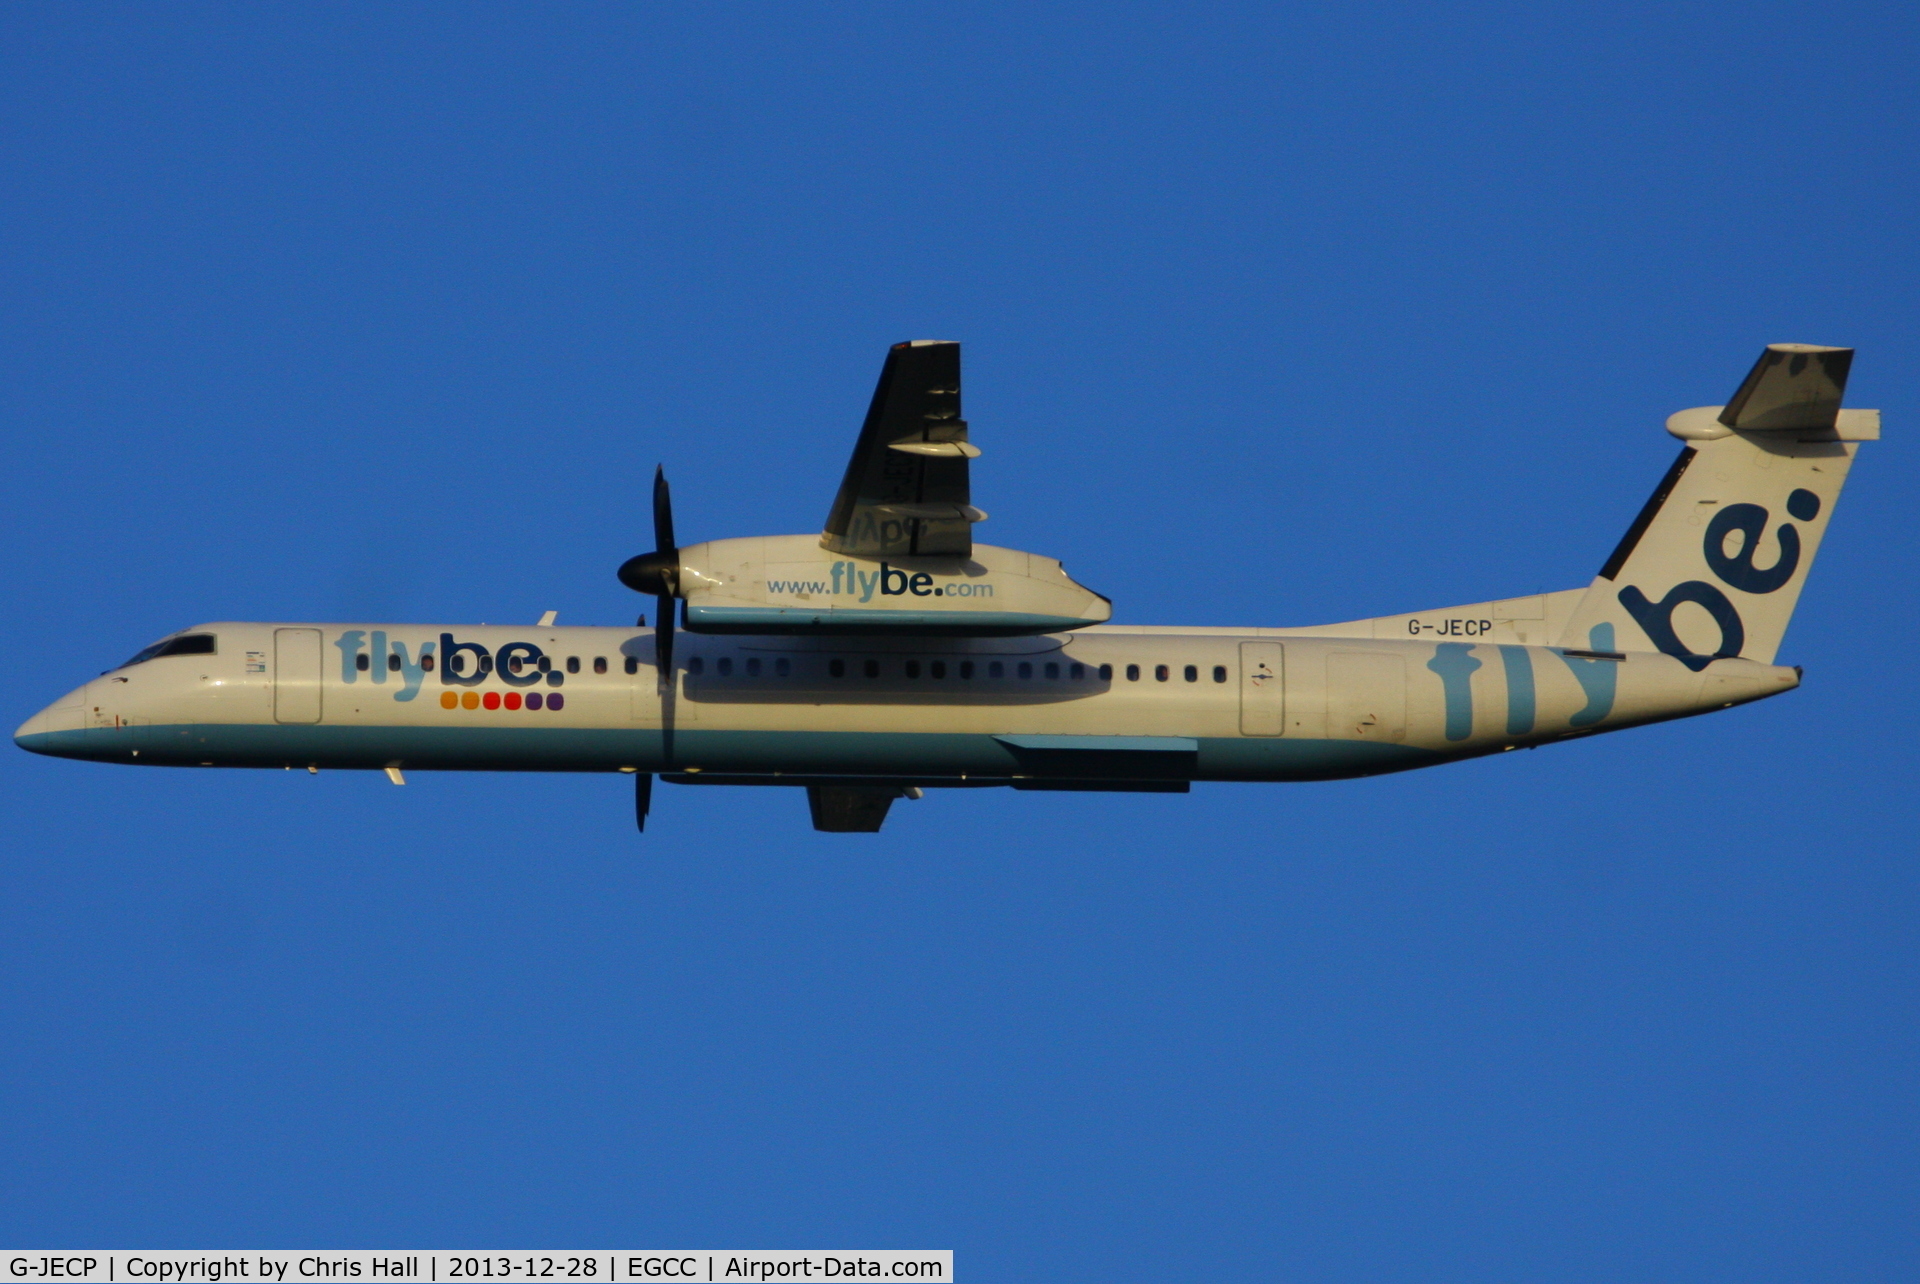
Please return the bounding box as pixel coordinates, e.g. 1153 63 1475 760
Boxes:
1557 624 1619 727
1427 643 1482 741
1498 646 1535 735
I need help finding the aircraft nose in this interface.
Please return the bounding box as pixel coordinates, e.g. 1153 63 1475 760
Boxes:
14 684 89 756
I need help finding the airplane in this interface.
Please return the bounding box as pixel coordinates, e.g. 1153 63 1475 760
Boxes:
14 341 1878 832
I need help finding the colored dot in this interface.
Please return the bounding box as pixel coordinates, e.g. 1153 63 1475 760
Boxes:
504 691 522 710
547 692 564 711
440 691 458 709
1787 488 1821 521
526 692 544 710
461 691 479 710
483 691 501 710
934 588 943 596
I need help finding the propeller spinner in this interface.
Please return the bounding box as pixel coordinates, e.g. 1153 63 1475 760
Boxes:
616 465 680 688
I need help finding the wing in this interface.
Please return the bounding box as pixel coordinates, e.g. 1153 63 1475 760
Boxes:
821 340 986 558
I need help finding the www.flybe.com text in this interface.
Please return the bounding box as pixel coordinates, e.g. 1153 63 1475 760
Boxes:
766 562 992 603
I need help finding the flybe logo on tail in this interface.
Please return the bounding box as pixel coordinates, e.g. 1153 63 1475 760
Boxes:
1618 487 1820 672
766 562 995 603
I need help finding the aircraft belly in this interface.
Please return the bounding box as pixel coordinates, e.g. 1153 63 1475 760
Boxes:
20 719 1441 782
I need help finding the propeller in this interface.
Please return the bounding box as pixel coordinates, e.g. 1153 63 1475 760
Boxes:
617 465 680 689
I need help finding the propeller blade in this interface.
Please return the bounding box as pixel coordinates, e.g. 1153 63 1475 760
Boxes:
618 466 682 596
634 772 652 833
653 465 676 554
655 595 674 690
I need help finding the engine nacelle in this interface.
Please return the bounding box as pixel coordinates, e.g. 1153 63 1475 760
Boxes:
674 535 1112 636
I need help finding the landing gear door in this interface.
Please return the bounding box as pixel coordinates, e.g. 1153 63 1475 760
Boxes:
1239 641 1285 736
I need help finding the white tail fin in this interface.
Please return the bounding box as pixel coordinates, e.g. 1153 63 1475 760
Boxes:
1559 344 1877 667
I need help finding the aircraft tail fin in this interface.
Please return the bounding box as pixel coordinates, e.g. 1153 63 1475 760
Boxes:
1557 344 1877 667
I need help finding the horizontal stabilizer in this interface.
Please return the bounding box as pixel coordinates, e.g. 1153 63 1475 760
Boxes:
1718 344 1853 431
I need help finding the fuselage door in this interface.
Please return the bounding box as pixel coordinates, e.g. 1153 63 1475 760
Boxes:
273 628 323 724
1239 641 1286 736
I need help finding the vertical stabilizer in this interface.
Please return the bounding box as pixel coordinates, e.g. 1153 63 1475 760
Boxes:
1558 345 1876 667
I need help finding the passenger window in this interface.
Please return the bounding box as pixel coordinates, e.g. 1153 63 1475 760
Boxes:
1184 665 1198 683
1126 664 1140 681
356 653 371 671
507 656 524 674
776 657 791 677
1044 662 1059 679
1214 665 1228 683
689 656 705 675
1098 663 1112 680
1018 662 1033 679
1070 663 1084 679
388 653 401 672
1155 664 1169 682
989 661 1004 678
746 657 762 676
864 659 880 678
449 654 466 675
480 656 493 674
624 657 638 675
717 657 733 676
830 658 846 678
931 661 946 679
535 656 549 672
594 657 608 674
960 661 975 679
567 656 580 674
422 653 435 671
905 660 921 679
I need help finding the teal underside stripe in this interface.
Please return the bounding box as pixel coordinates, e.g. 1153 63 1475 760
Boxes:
685 605 1099 635
18 724 1439 782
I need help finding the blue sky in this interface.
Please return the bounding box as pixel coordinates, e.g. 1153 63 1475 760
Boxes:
3 3 1916 1278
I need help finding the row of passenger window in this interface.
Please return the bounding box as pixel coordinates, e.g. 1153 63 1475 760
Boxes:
122 634 1235 688
676 656 1232 683
354 653 612 675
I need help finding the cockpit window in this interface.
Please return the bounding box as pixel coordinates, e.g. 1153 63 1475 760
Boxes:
119 633 217 668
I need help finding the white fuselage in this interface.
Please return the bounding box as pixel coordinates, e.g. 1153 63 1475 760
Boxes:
15 613 1797 785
